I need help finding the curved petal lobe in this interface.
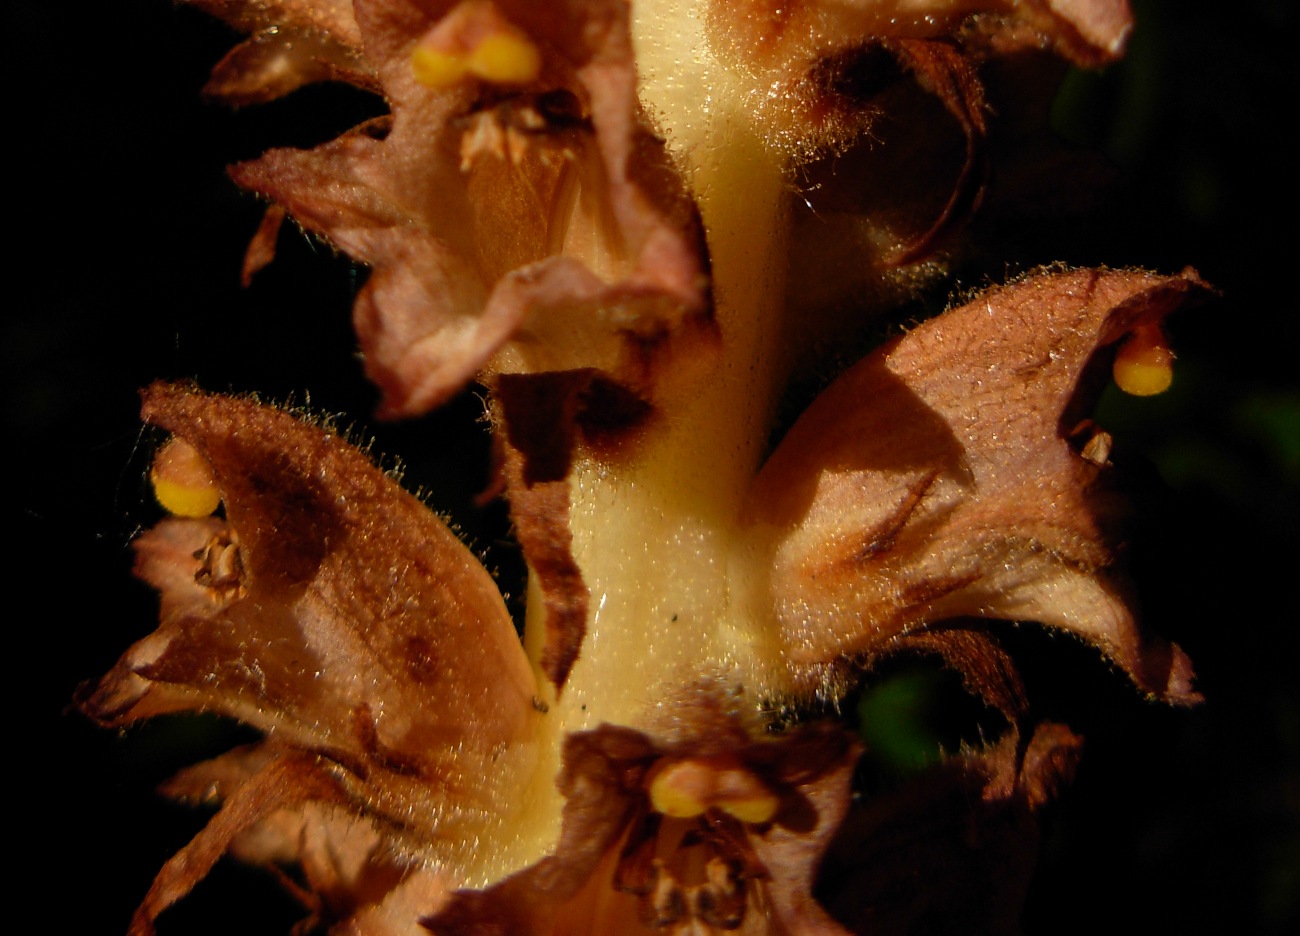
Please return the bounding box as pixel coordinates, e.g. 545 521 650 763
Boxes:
744 268 1212 703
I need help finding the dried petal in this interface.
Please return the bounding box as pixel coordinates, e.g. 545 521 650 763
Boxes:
745 268 1212 703
187 0 375 102
186 0 363 48
125 751 350 936
124 741 451 935
161 745 410 911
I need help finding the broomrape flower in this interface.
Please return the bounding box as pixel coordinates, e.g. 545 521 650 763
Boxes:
82 1 1213 933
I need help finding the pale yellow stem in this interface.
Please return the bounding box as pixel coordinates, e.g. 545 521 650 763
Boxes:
520 0 791 736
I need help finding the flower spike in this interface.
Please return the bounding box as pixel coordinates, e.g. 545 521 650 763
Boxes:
84 1 1217 932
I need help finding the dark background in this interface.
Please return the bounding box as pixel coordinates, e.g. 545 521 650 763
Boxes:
10 0 1297 932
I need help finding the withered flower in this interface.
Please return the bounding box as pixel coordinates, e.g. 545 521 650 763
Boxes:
84 0 1215 934
208 0 714 418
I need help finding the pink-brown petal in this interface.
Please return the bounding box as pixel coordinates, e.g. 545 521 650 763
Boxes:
707 0 1132 77
186 0 374 103
125 751 350 936
229 0 712 418
745 267 1213 703
79 384 542 867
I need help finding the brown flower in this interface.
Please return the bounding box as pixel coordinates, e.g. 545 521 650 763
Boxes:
80 384 548 932
204 0 713 418
429 711 860 935
742 266 1210 703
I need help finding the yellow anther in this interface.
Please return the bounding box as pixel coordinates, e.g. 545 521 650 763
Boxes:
410 2 541 90
646 755 780 824
151 437 221 518
1113 323 1175 397
648 759 711 818
467 32 541 85
410 47 469 89
718 790 779 824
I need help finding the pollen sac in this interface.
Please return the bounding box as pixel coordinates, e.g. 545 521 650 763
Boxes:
410 0 541 90
646 754 780 824
1113 323 1175 396
410 46 470 87
467 31 542 84
151 437 221 518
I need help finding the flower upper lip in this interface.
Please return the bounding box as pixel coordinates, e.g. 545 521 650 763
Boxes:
744 267 1210 705
78 384 548 878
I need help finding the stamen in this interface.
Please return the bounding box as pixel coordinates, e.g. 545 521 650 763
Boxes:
1113 323 1175 397
648 759 711 818
410 2 541 90
717 793 779 825
410 47 469 89
467 32 541 85
151 437 220 518
646 756 780 824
